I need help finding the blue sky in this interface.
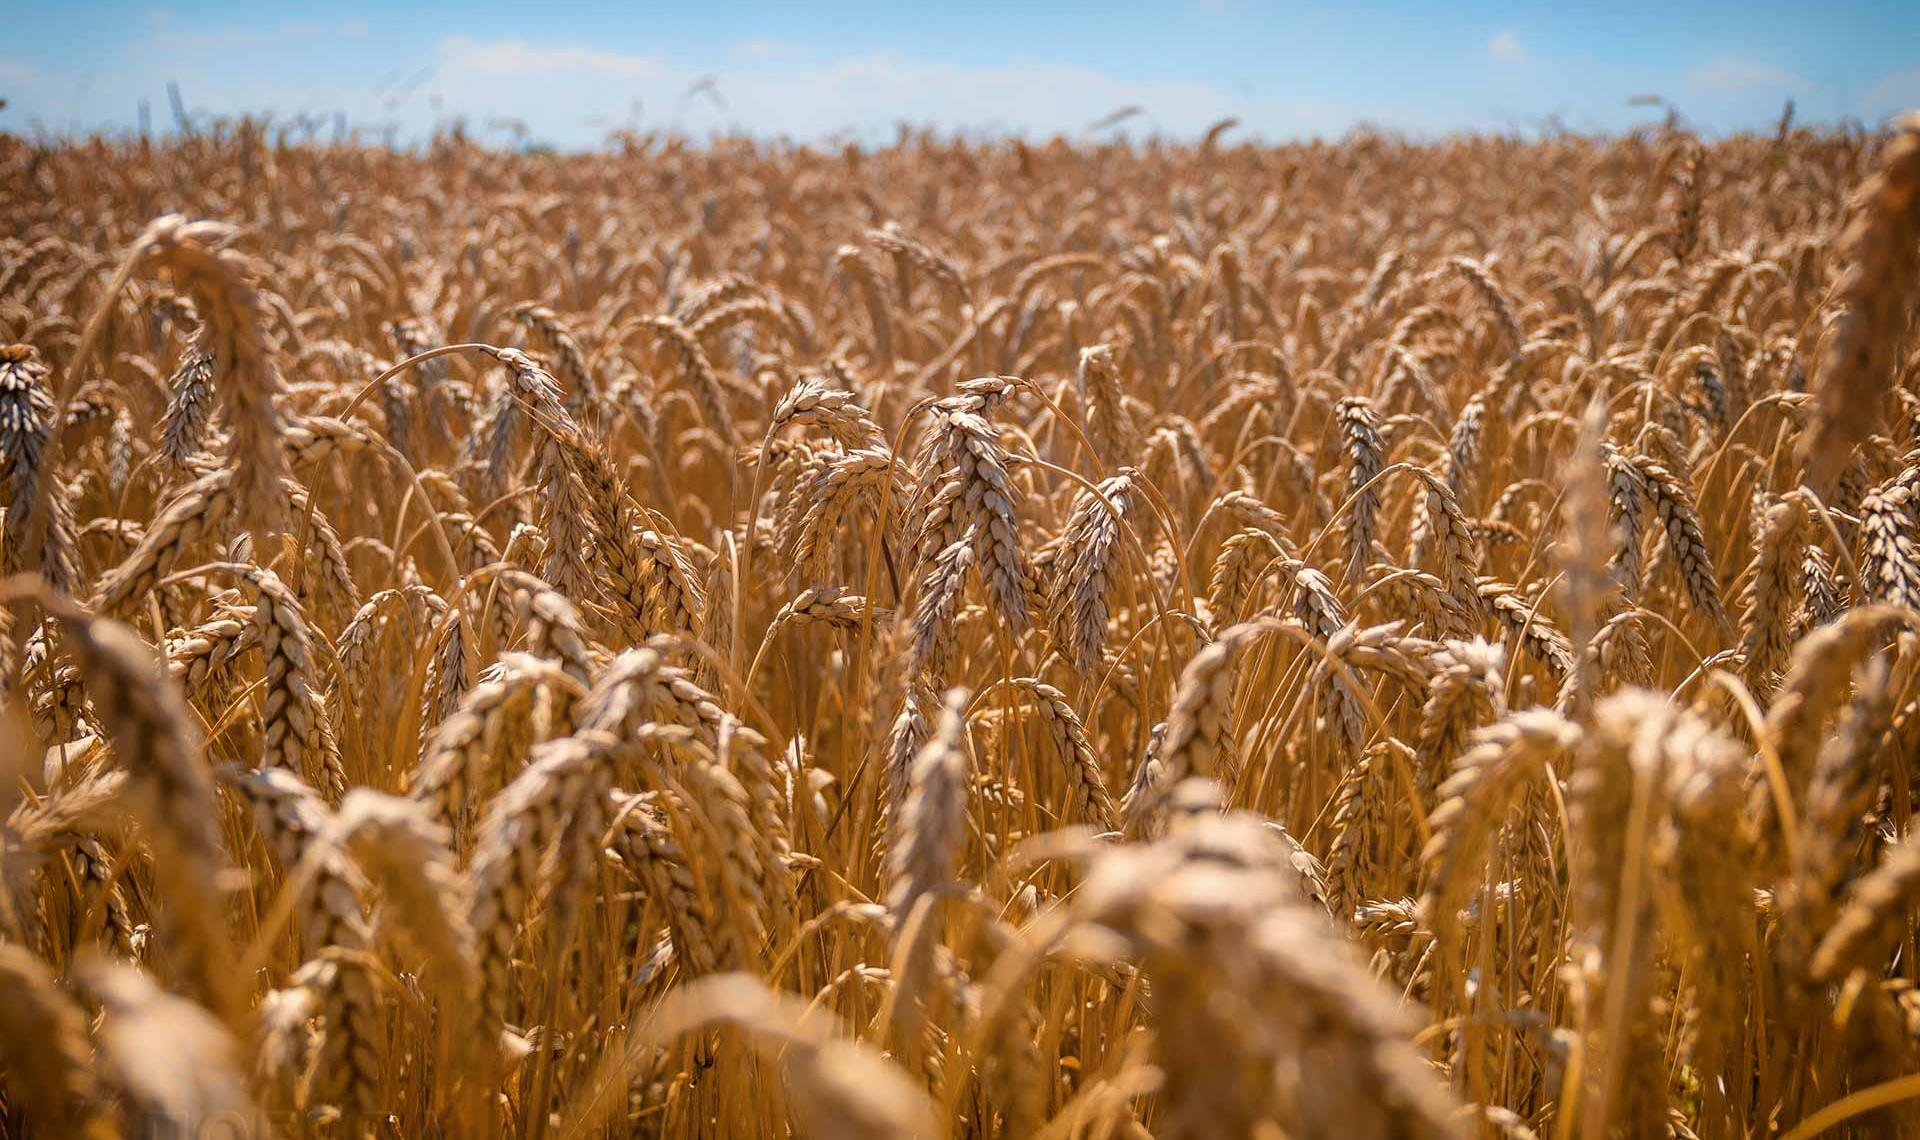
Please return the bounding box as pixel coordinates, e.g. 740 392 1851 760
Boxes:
4 1 1917 146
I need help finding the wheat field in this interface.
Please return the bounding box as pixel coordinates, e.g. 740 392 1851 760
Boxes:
1 111 1919 1138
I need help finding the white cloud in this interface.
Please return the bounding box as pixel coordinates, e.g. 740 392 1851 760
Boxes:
1687 58 1804 94
0 59 38 83
1488 31 1525 63
436 37 668 82
0 25 1467 145
141 13 373 55
731 38 806 63
413 37 1431 143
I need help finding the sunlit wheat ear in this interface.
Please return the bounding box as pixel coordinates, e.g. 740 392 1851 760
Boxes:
5 767 143 952
422 603 476 734
886 686 971 922
1738 491 1809 697
1760 604 1903 815
332 789 479 1005
880 681 936 837
1800 113 1920 494
465 732 619 1046
1409 465 1480 632
1212 486 1292 547
914 383 1030 635
1205 525 1284 629
1158 622 1268 790
642 659 793 924
1443 255 1519 347
55 610 242 1025
0 943 99 1133
645 313 737 446
1076 343 1138 465
283 479 359 615
223 562 347 800
333 585 422 704
1627 453 1729 636
253 981 315 1110
1048 467 1135 674
420 648 591 844
219 765 384 1111
768 372 885 448
1416 637 1506 797
908 533 976 683
0 344 82 593
90 466 235 617
1335 396 1386 584
507 302 597 415
1777 654 1890 979
1010 677 1119 831
1859 476 1920 610
585 973 941 1140
675 742 776 970
164 598 256 694
605 789 723 976
1326 739 1405 911
779 442 873 570
564 427 707 638
1561 691 1687 1136
1554 400 1616 704
1066 809 1463 1140
867 222 969 303
386 314 449 428
834 243 895 366
140 216 289 546
765 584 889 640
1446 390 1486 502
485 348 604 601
696 534 735 688
1475 576 1575 682
1420 708 1580 949
1116 720 1170 840
1813 826 1920 983
71 954 262 1137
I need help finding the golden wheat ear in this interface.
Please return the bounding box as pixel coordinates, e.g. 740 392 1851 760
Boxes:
19 115 1920 1139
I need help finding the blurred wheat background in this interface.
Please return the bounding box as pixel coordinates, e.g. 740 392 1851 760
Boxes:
2 102 1920 1139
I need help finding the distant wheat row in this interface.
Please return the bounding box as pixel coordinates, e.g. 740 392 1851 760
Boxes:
1 114 1919 1138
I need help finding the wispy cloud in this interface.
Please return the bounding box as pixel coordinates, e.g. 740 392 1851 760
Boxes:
20 15 1892 145
415 37 1432 141
141 11 370 54
730 38 808 63
3 22 1435 144
437 37 668 82
1686 58 1805 95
